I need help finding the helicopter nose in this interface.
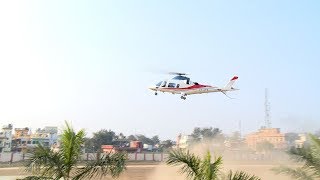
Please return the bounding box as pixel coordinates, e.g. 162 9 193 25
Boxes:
149 86 157 91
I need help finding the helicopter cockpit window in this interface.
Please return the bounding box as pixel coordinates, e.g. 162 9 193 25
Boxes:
161 81 167 87
168 83 176 88
156 81 162 87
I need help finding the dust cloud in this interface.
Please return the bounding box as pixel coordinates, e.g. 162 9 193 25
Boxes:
147 164 185 180
148 138 297 180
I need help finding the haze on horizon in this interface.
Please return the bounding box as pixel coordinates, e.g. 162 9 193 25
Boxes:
0 1 319 140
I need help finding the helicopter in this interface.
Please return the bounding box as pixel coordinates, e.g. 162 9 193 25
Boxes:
149 72 239 100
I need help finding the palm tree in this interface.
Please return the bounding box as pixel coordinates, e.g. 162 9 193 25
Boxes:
273 134 320 180
166 149 260 180
24 121 126 180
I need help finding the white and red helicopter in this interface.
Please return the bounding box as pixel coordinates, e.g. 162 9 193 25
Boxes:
149 72 239 100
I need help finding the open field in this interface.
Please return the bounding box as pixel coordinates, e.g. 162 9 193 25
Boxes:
0 161 291 180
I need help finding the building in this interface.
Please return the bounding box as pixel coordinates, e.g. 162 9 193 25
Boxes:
13 126 58 151
14 127 30 138
0 124 13 152
32 127 58 147
245 127 286 151
176 134 194 149
13 127 32 152
101 141 143 153
13 127 31 150
295 133 307 148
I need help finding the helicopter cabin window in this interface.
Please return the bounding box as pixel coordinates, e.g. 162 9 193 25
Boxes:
176 84 180 88
156 81 162 87
168 83 176 88
161 81 167 87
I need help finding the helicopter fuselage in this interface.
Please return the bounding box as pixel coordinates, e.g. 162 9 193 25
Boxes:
149 75 239 99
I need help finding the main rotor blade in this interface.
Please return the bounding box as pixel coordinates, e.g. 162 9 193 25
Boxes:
168 72 189 76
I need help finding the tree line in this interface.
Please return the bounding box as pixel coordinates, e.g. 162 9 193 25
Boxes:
84 129 173 152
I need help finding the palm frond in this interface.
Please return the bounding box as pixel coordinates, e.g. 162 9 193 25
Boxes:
200 151 214 180
224 170 261 180
60 121 86 176
199 152 222 180
210 156 222 179
166 149 201 179
20 176 54 180
272 166 314 180
167 149 260 180
308 134 320 177
73 152 127 180
24 121 126 180
24 144 66 179
282 134 320 179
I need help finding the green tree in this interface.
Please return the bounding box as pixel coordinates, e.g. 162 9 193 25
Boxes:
273 134 320 180
24 122 126 180
124 134 162 146
91 129 116 151
190 127 224 143
151 135 160 145
116 133 126 140
167 149 260 180
136 134 154 145
127 135 137 141
201 127 221 140
191 127 202 142
159 140 174 152
84 137 95 153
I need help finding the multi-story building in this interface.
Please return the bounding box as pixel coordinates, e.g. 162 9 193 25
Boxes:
13 126 58 151
14 127 30 138
13 127 31 150
245 127 286 151
0 124 13 152
32 126 58 147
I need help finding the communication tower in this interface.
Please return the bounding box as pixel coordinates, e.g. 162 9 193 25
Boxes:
265 88 271 128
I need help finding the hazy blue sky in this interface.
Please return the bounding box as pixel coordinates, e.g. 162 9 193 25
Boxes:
0 1 319 140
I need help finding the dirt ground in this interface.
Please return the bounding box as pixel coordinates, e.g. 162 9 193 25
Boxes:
0 162 291 180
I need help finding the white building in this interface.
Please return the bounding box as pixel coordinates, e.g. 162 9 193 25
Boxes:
295 133 307 148
176 134 194 149
32 126 58 147
0 124 13 152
